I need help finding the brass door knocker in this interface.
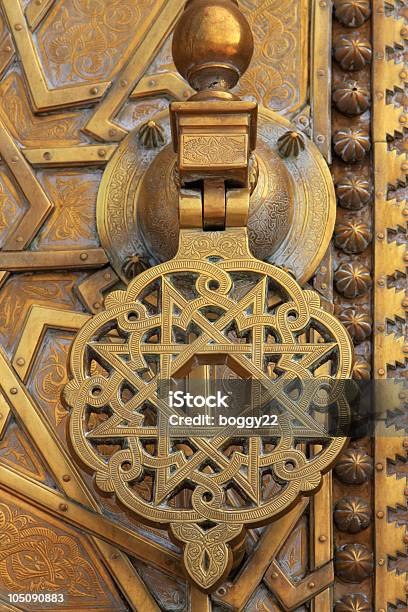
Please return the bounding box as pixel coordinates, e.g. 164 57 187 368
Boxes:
64 0 353 591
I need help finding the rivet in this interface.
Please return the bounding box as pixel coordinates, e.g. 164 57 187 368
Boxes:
270 571 278 579
93 302 101 310
316 135 325 143
403 438 408 447
399 391 406 400
62 474 71 482
376 92 384 100
378 558 385 566
35 0 42 5
318 535 327 542
376 191 384 198
402 297 408 308
319 0 327 6
5 45 12 53
111 552 119 560
308 581 316 589
403 345 408 354
404 534 408 543
401 70 408 80
16 357 25 366
109 129 117 137
320 266 327 274
10 387 17 395
400 115 407 124
401 27 408 38
148 79 156 87
11 155 18 163
104 273 112 281
16 236 23 243
377 279 385 287
90 87 99 95
98 148 106 158
80 253 88 261
43 151 52 160
377 368 385 376
377 232 384 240
376 462 384 471
120 79 128 88
183 90 190 98
403 208 408 217
401 162 408 172
377 325 384 332
375 51 384 60
377 510 384 519
317 69 325 76
59 503 68 512
14 23 22 31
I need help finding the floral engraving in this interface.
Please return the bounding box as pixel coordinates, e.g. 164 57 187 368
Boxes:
38 0 154 86
37 173 99 248
235 0 307 113
33 338 70 426
182 135 246 166
0 502 103 597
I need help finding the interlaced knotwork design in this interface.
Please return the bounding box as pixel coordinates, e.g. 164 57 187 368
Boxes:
64 228 353 590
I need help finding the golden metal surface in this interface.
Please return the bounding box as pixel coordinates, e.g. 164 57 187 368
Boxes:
2 0 111 110
73 3 350 591
0 487 129 612
76 267 120 314
98 108 336 285
213 500 309 609
0 0 348 608
12 306 91 383
170 100 257 186
0 464 182 577
190 587 211 612
172 0 253 94
0 117 53 251
373 2 408 609
264 560 333 608
22 145 118 167
0 345 181 608
83 0 186 141
65 225 353 590
311 0 331 162
25 0 56 30
0 249 108 271
0 392 11 439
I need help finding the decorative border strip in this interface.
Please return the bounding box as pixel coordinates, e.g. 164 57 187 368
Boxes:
373 0 408 609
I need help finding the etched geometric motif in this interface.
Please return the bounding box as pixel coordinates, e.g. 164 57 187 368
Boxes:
64 227 353 590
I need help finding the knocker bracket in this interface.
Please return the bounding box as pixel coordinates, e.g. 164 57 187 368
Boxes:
170 99 256 231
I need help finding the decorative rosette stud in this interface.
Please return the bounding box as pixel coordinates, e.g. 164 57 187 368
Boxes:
277 131 305 158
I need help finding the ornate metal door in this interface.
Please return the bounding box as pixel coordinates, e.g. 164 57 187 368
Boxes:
0 1 406 611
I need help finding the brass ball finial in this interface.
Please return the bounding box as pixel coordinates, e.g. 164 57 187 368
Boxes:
172 0 254 95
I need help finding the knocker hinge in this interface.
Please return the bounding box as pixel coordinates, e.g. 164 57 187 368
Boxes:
179 180 250 230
